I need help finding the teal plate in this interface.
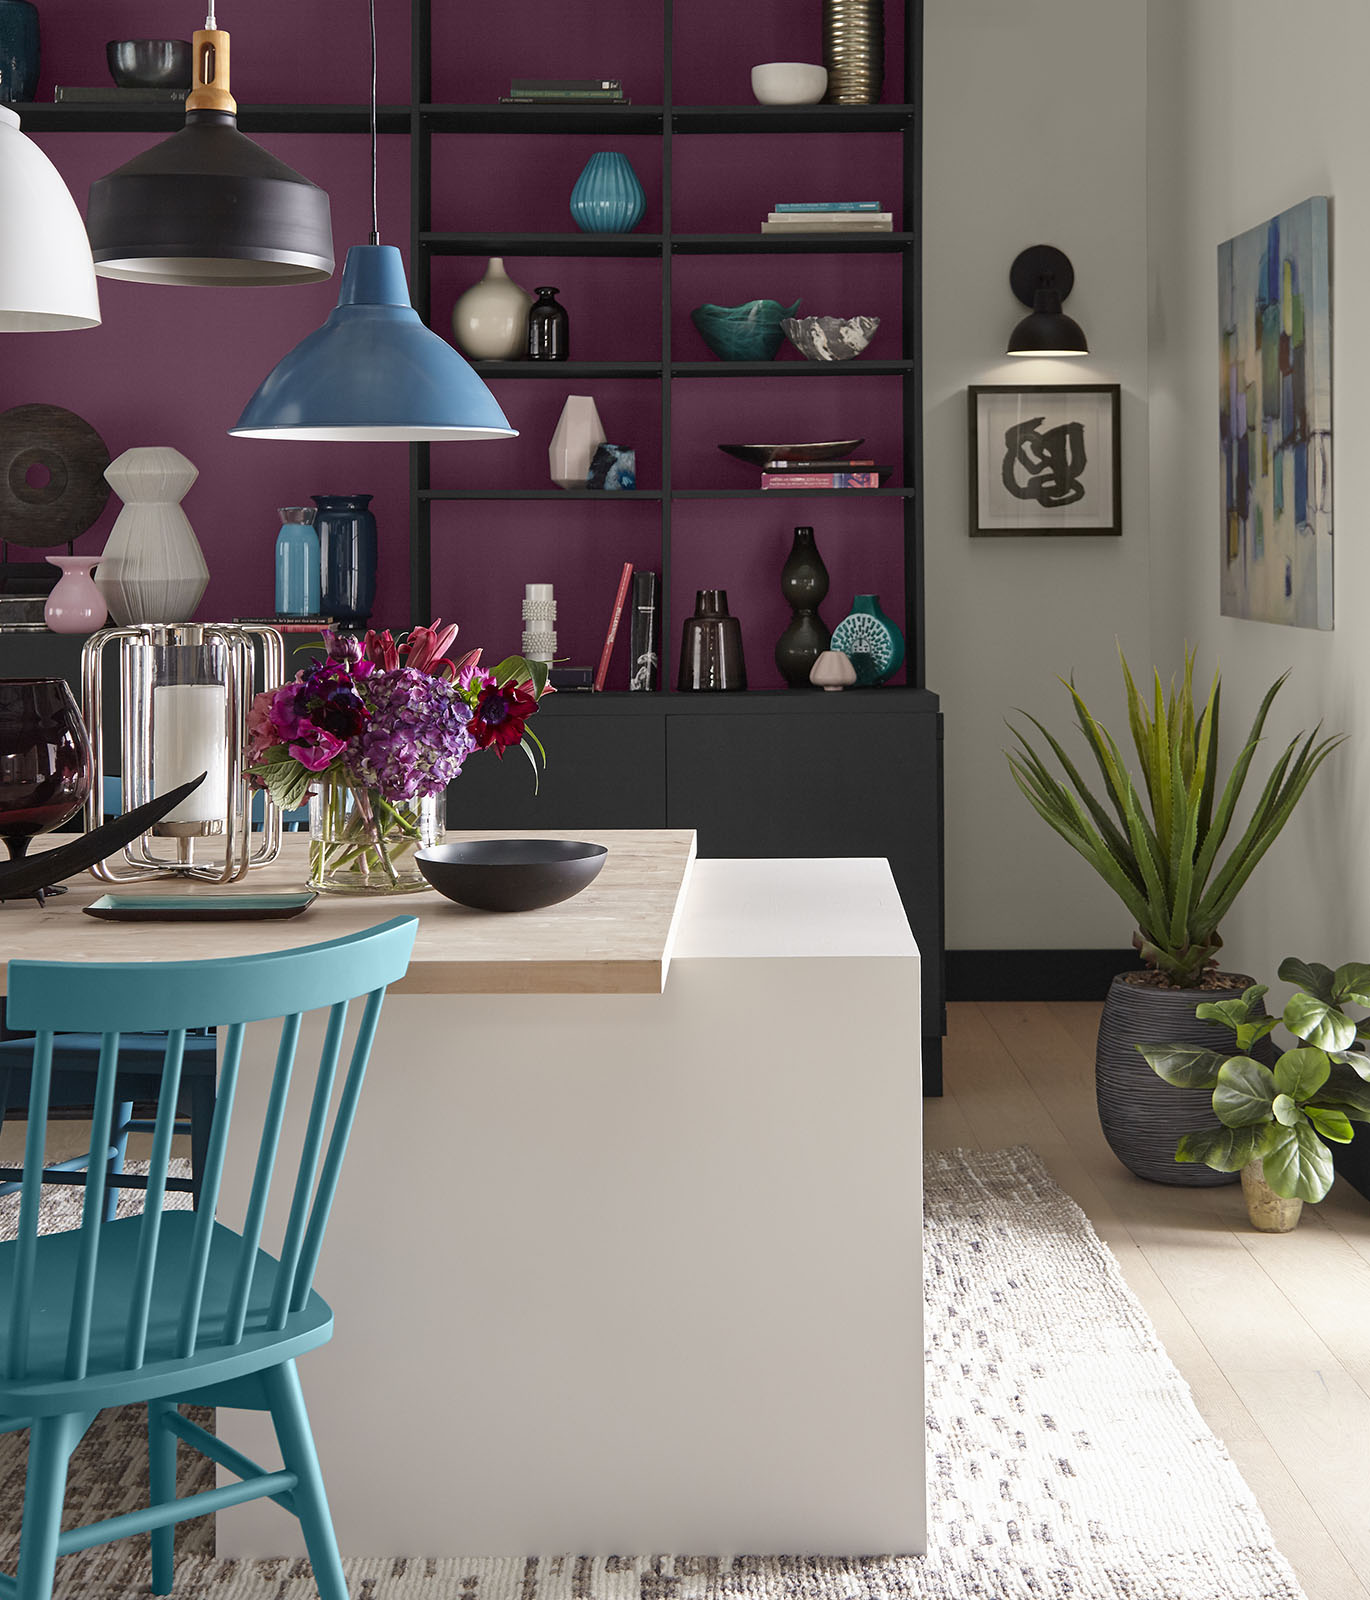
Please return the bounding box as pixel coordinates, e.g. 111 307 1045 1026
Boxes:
82 892 317 923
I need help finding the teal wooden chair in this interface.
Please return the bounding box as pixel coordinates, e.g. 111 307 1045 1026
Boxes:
0 915 418 1600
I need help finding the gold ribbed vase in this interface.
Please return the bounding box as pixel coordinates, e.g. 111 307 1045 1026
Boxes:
822 0 885 104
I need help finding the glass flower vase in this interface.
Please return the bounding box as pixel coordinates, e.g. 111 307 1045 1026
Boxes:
308 779 444 895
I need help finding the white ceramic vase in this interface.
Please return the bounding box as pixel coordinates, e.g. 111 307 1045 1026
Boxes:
44 555 107 633
95 447 209 625
451 257 533 360
548 395 606 489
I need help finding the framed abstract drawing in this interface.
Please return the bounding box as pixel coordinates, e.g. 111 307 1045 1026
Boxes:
1218 196 1331 630
967 384 1122 537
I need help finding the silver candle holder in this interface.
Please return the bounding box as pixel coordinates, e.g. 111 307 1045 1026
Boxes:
80 622 286 882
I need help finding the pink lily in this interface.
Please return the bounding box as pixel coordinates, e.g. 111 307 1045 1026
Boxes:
364 628 401 671
404 618 461 678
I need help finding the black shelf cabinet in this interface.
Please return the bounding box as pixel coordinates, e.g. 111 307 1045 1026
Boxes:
407 0 941 1088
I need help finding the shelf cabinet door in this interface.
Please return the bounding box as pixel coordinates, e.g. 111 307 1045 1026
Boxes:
663 706 944 1054
448 712 667 830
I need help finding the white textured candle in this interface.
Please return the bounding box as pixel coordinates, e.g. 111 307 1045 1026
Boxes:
151 683 228 822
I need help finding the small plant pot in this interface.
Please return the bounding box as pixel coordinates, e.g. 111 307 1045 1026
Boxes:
1241 1158 1303 1233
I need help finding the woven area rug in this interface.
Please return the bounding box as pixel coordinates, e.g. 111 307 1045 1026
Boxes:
0 1146 1306 1599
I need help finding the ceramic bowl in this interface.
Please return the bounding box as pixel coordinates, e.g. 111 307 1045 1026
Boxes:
106 39 193 89
718 439 864 467
690 298 802 361
750 62 828 105
782 314 881 362
416 839 608 913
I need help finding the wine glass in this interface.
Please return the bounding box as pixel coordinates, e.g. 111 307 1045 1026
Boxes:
0 679 94 885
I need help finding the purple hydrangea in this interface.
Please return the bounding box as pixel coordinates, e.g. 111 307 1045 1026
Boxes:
350 667 476 801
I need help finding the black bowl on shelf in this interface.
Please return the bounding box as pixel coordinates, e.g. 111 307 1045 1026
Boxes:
106 40 193 90
718 438 865 468
416 839 608 912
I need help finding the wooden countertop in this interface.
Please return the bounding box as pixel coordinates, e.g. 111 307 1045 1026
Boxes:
0 831 697 996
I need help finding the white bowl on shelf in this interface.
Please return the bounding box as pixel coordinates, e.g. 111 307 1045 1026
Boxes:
750 62 828 106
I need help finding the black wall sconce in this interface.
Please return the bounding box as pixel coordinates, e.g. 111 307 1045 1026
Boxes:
1006 245 1088 356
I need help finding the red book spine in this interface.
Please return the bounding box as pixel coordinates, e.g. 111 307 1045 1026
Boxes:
760 471 880 489
594 562 635 691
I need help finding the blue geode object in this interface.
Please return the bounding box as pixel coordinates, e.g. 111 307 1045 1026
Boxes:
587 444 636 491
690 298 802 361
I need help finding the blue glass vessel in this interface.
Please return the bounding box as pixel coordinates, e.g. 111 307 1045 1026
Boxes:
314 494 377 622
0 0 38 103
569 151 646 234
275 506 320 616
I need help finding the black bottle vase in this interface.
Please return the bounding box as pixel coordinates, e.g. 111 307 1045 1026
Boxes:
528 286 569 360
774 526 831 687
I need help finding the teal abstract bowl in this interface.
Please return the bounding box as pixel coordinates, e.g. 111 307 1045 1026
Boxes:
690 298 801 361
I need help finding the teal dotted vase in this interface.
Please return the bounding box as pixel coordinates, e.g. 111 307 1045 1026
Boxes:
569 151 646 233
830 594 904 685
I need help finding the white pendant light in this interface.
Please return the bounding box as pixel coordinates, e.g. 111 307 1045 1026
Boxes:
0 107 100 330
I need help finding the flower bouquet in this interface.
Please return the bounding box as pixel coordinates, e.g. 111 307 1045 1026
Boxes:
247 622 549 894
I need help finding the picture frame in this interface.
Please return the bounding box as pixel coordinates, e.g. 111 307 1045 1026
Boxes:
967 383 1122 537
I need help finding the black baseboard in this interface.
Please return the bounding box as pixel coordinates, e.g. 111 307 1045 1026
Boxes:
946 948 1144 1002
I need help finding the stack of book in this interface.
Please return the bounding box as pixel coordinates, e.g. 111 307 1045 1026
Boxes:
759 458 890 490
54 84 188 104
501 77 629 105
761 201 893 235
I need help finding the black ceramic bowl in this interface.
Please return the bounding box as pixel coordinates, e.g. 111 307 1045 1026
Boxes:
416 839 608 912
107 40 193 90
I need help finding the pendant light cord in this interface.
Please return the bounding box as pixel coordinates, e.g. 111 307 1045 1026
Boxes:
369 0 379 245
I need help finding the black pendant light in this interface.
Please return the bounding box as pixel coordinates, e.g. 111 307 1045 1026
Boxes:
1006 244 1089 357
86 10 334 287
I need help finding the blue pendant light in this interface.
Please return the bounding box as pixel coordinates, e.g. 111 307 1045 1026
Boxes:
229 0 516 443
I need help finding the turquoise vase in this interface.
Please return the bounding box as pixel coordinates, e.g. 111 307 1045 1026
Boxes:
569 151 646 234
830 594 904 685
275 506 320 616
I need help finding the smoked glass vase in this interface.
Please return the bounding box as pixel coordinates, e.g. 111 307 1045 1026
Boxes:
0 678 93 863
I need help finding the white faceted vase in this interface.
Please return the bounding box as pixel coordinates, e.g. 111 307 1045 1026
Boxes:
451 257 533 360
549 395 606 490
95 447 209 625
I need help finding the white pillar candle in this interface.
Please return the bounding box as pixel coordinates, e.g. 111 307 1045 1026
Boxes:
152 683 228 822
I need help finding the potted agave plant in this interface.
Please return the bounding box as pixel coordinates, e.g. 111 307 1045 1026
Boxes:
1138 960 1370 1230
1007 648 1341 1185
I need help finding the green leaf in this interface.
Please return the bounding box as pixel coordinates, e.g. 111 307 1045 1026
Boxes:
1341 1051 1370 1084
1175 1123 1272 1171
1194 998 1249 1033
1332 962 1370 1007
1234 1016 1277 1054
1273 1046 1331 1102
1260 1122 1335 1202
1278 957 1335 999
1212 1057 1278 1127
1271 1093 1303 1127
246 751 316 812
1314 1063 1370 1118
1283 992 1357 1052
1135 1044 1223 1089
1304 1105 1355 1144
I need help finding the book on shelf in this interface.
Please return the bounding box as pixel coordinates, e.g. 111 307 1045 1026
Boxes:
760 471 884 490
594 562 635 691
54 84 188 103
549 665 596 690
233 615 336 633
501 88 624 101
499 94 631 105
773 201 883 212
511 78 622 92
629 570 659 692
760 219 894 234
766 211 891 223
764 458 876 471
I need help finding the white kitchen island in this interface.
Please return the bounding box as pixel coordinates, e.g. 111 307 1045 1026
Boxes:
4 833 925 1558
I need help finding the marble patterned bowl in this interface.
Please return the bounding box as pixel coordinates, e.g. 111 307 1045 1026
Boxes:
782 315 880 362
691 298 801 361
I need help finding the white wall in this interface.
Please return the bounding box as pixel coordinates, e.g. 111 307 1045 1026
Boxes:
1147 0 1370 982
923 0 1152 950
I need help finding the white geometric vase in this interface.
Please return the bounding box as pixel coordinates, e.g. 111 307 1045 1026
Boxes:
95 447 209 625
548 395 606 490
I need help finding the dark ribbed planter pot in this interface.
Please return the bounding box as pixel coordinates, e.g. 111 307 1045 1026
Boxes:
1096 973 1273 1186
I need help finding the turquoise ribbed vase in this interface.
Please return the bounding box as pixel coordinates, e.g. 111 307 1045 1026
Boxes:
569 151 646 234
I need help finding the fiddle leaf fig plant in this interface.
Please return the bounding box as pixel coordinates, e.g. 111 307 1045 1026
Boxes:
1137 959 1370 1203
1006 648 1343 987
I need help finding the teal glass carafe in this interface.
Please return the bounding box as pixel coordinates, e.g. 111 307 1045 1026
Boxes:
275 506 320 616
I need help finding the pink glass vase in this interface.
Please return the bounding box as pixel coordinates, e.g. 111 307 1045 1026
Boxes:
44 554 108 634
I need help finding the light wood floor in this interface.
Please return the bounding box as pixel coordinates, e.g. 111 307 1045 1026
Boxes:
935 1000 1370 1600
7 1004 1366 1596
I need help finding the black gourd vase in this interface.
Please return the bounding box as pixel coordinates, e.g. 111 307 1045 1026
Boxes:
1096 973 1276 1186
774 526 831 687
527 286 569 361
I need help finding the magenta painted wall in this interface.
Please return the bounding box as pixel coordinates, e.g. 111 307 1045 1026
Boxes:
4 0 911 688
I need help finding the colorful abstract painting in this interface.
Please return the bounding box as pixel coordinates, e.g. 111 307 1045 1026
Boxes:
1218 196 1331 628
